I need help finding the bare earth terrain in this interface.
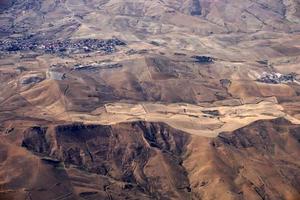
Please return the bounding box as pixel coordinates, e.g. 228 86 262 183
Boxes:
0 0 300 200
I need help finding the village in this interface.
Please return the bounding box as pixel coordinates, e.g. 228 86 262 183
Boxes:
0 36 126 55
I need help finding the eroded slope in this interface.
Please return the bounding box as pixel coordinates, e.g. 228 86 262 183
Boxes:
0 118 299 200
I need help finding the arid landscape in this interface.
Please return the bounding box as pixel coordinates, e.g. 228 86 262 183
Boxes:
0 0 300 200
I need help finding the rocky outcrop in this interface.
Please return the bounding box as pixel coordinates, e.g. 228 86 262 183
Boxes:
10 118 300 200
204 118 300 200
21 122 192 200
22 126 50 154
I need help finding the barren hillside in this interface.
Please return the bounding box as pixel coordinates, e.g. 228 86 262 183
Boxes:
0 0 300 200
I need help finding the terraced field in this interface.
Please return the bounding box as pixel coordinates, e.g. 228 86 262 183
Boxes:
54 100 299 137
